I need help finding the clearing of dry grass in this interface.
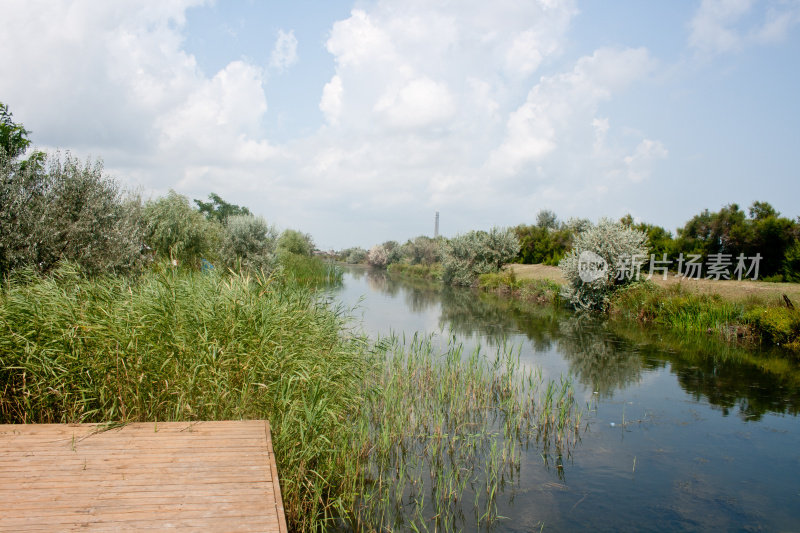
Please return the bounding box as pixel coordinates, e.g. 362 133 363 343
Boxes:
508 263 800 305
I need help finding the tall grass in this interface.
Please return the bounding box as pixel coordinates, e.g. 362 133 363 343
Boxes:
352 334 581 531
0 262 362 528
0 263 581 530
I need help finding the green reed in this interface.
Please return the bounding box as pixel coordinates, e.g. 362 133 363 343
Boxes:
0 263 581 531
350 334 582 531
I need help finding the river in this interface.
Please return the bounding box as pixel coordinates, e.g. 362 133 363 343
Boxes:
330 266 800 531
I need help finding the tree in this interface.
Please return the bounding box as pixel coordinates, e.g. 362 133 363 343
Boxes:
143 191 222 266
0 102 31 159
220 214 277 271
536 209 559 230
400 236 440 266
194 193 251 223
675 201 797 278
277 229 315 257
440 228 520 286
0 150 145 276
749 201 778 221
514 224 572 265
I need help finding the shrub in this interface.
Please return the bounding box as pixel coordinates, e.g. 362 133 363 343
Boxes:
744 306 800 347
367 244 389 268
784 240 800 282
440 228 520 286
400 235 441 266
143 191 222 267
0 150 145 277
559 219 649 311
220 214 278 271
277 229 315 257
342 247 367 264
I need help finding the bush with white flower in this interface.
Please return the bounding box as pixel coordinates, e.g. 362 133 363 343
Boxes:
559 219 649 311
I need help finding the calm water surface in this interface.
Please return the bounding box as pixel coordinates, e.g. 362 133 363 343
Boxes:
331 266 800 532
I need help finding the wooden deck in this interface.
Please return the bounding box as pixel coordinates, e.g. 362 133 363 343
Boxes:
0 420 287 532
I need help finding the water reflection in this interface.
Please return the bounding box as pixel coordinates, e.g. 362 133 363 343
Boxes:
610 324 800 420
346 266 800 420
334 266 800 531
557 316 646 398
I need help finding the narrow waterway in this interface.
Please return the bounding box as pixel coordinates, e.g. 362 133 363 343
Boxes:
331 266 800 532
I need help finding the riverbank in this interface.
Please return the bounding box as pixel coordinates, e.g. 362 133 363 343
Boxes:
507 264 800 349
388 262 800 350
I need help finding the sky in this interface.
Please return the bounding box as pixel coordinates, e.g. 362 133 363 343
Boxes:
2 0 799 250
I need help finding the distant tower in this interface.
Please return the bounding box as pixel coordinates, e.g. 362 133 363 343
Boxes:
434 211 440 238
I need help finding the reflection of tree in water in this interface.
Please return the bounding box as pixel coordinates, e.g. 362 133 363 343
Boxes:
347 266 367 281
557 315 645 398
400 278 440 313
365 268 399 297
611 323 800 420
365 269 440 313
358 267 800 420
438 287 563 350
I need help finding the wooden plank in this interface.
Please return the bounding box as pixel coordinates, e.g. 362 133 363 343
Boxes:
0 421 288 532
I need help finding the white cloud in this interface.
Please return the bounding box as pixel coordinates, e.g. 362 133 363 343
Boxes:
374 77 456 130
0 0 279 200
320 75 344 125
688 0 800 54
624 139 668 182
489 48 655 174
0 0 673 248
269 29 298 71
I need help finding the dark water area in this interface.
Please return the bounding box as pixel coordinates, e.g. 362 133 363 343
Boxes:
331 266 800 532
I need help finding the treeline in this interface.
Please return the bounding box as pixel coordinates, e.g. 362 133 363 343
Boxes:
340 229 520 287
343 201 800 288
515 205 800 282
0 102 318 280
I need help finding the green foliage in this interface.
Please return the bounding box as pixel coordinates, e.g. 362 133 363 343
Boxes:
381 240 403 265
559 219 650 311
0 102 31 159
611 282 744 333
400 235 440 266
275 253 341 286
0 150 145 277
219 214 277 271
0 265 578 530
536 209 559 230
784 241 800 282
0 264 365 529
387 262 442 280
339 247 367 264
143 191 222 267
744 306 800 348
675 201 797 278
440 228 521 286
276 229 315 257
477 270 515 291
194 192 251 222
514 224 572 265
477 270 561 304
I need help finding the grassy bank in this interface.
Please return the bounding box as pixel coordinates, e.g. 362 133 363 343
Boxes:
609 282 800 350
388 261 800 350
387 262 442 280
0 263 581 531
